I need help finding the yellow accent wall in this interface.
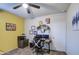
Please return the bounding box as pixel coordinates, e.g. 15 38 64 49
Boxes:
0 10 24 52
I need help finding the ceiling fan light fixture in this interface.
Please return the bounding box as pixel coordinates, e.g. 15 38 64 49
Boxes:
22 4 28 8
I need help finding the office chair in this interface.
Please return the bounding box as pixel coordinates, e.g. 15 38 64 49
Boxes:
32 35 45 55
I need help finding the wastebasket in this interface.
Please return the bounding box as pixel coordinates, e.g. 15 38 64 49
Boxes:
17 36 28 48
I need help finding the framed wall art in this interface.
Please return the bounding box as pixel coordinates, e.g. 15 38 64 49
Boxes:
31 25 36 31
29 30 33 35
72 11 79 31
45 18 50 24
6 23 16 31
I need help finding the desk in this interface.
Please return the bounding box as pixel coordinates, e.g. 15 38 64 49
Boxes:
33 35 51 54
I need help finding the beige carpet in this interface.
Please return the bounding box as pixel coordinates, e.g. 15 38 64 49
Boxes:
3 47 66 55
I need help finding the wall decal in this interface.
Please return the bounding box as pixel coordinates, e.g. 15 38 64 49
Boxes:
72 11 79 31
6 23 16 31
39 21 43 25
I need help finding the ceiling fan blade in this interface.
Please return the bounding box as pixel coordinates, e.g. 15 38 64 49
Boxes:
28 3 40 9
13 4 22 9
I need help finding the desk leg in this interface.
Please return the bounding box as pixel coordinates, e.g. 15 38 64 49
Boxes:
48 43 50 53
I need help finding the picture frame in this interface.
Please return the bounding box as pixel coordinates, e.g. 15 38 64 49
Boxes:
6 23 16 31
72 11 79 31
31 25 36 31
45 18 50 24
29 30 33 35
33 31 37 35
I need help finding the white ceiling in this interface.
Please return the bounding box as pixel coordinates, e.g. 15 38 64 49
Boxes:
0 3 70 19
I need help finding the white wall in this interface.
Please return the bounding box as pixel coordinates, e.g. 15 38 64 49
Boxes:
25 13 66 51
66 4 79 55
25 4 79 54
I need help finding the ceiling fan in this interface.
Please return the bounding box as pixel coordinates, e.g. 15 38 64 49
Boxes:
13 3 40 14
